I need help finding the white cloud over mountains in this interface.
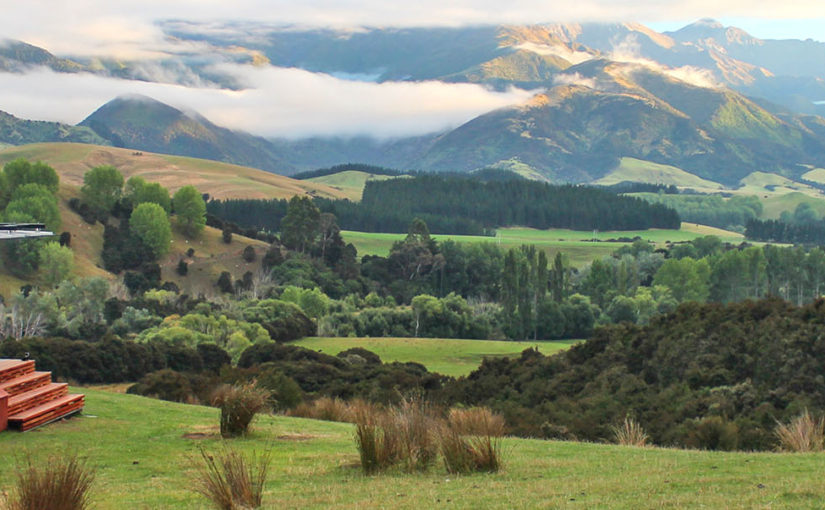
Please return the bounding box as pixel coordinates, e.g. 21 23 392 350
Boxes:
0 66 535 138
3 1 825 58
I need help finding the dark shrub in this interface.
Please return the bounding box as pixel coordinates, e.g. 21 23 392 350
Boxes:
217 271 234 294
222 228 232 244
176 259 188 276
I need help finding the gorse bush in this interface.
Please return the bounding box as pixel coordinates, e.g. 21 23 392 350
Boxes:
211 383 270 438
3 452 96 510
775 410 825 452
611 416 648 447
192 445 271 510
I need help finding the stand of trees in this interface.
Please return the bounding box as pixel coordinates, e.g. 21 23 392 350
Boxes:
207 175 681 236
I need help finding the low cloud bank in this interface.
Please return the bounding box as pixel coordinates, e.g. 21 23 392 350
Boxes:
0 65 536 138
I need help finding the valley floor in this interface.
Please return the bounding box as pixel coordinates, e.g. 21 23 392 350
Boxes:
1 389 822 509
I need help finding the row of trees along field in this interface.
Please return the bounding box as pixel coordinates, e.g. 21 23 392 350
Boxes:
207 174 681 235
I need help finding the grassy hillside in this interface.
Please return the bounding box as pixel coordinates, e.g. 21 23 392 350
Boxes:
594 157 724 190
0 178 272 297
292 337 578 377
343 224 744 266
0 143 347 200
1 389 824 508
760 192 825 220
801 167 825 183
737 171 823 198
307 170 404 201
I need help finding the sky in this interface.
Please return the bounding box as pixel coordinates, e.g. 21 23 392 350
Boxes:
1 1 824 138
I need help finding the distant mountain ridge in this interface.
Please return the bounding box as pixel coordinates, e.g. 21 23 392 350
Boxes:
79 95 295 174
3 20 825 185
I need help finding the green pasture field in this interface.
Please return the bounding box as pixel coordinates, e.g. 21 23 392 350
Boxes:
343 223 743 266
1 389 824 509
292 337 578 377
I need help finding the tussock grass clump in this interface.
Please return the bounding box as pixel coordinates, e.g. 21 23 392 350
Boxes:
611 416 649 447
353 398 439 474
448 407 506 437
436 425 502 474
391 398 439 472
192 445 271 510
211 382 270 438
775 409 825 452
354 408 400 475
352 398 504 475
3 452 95 510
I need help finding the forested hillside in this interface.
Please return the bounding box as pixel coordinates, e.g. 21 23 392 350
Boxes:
448 298 825 451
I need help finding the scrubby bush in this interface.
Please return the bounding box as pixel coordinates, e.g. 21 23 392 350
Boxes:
242 246 256 263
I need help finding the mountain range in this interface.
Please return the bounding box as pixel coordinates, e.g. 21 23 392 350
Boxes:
1 20 825 186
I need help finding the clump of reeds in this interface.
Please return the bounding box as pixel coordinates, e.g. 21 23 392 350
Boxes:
192 445 271 510
775 409 825 452
3 452 95 510
611 416 649 447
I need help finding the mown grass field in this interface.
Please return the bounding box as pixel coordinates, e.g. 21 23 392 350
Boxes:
343 223 743 266
306 170 405 201
292 337 578 377
2 389 825 509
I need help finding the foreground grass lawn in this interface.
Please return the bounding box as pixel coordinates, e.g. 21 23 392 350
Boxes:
293 337 578 377
2 389 825 509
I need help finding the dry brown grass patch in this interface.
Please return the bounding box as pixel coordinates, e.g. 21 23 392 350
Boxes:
611 416 649 447
448 407 506 437
775 409 825 452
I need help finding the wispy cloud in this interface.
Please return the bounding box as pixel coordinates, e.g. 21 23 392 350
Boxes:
2 1 825 58
0 66 536 138
610 35 719 88
552 72 597 89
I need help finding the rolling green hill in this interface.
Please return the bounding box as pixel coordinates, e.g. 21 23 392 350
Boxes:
594 157 724 190
0 110 110 147
307 170 405 201
1 388 824 508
